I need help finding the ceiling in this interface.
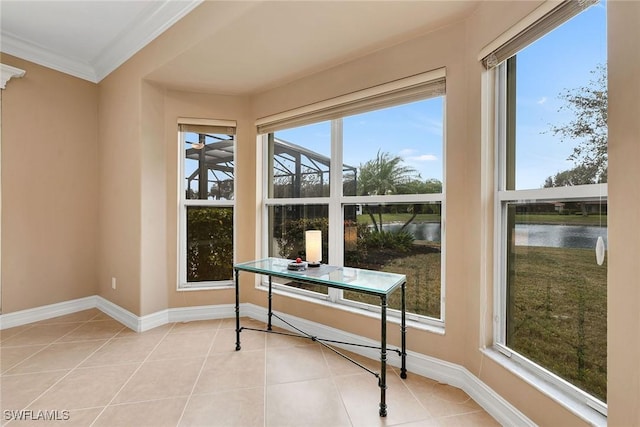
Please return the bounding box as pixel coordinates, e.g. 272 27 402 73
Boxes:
1 1 480 95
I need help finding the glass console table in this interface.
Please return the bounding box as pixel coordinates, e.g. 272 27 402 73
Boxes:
234 257 407 417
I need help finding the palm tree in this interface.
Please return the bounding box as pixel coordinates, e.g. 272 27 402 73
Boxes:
357 150 419 231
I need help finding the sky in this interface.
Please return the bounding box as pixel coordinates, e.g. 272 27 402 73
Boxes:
272 1 607 191
514 1 607 189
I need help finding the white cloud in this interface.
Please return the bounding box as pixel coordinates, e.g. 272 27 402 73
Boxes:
537 97 547 105
399 148 417 156
408 154 438 162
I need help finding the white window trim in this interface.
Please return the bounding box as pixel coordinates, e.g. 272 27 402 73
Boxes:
491 59 608 418
177 118 237 290
258 74 447 327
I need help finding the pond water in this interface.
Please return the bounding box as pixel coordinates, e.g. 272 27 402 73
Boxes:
382 222 607 249
514 224 607 249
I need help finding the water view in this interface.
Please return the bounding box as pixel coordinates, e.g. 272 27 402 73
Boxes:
383 222 608 249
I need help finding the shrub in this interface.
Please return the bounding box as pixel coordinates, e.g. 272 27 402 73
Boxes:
363 230 415 252
275 217 329 261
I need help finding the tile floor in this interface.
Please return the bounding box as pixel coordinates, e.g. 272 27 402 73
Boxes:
1 309 500 426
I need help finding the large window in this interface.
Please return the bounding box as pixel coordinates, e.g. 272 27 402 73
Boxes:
178 119 236 288
260 70 445 323
488 0 607 412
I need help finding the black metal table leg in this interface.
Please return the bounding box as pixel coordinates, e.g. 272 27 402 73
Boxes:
268 276 273 331
401 281 407 379
235 268 241 351
379 294 388 417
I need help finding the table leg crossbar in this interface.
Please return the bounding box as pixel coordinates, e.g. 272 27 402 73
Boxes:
240 312 402 379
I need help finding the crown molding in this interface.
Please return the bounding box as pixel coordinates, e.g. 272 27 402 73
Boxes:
1 62 26 89
0 0 203 83
1 32 97 82
91 0 203 82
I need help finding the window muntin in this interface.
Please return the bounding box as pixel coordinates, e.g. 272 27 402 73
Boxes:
263 91 445 323
179 123 236 288
493 0 607 409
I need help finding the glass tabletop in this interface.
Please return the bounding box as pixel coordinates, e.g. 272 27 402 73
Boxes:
234 257 406 296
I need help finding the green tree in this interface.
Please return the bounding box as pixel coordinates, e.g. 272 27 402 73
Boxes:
397 179 443 231
545 64 607 186
357 150 419 231
543 164 600 188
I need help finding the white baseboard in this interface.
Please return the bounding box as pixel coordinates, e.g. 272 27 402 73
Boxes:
0 296 97 329
0 297 533 426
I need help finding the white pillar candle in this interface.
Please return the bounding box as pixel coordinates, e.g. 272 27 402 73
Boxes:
305 230 322 265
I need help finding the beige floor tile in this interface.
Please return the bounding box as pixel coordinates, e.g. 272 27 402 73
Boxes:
114 323 173 338
1 345 47 374
220 316 264 330
0 310 500 427
420 383 483 418
28 363 140 410
438 411 501 427
169 320 222 334
1 371 69 411
265 328 316 349
266 343 330 385
56 319 126 342
112 357 204 404
212 327 265 353
321 345 383 377
0 324 82 347
266 378 351 427
35 309 102 325
193 350 265 394
180 387 264 427
394 418 443 427
79 334 163 368
148 331 214 361
0 325 33 343
93 397 188 427
334 372 432 427
5 340 107 374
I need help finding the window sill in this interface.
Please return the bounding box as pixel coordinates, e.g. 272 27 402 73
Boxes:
256 283 445 336
482 347 606 427
177 280 234 291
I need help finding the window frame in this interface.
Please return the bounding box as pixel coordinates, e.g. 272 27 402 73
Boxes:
177 118 237 290
258 71 447 328
492 58 608 416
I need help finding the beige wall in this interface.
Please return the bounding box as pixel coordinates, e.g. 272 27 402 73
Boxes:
2 0 639 424
0 54 98 313
607 1 640 425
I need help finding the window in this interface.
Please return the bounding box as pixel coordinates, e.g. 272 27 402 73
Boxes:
487 0 607 412
178 119 236 289
259 69 445 323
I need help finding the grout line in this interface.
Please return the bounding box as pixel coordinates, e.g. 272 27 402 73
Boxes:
319 343 355 427
175 321 221 426
15 317 124 415
88 322 178 427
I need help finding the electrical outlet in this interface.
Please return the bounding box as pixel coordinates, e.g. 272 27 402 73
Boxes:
111 277 117 290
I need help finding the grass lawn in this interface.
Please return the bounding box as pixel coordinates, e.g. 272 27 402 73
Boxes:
515 213 607 226
508 245 607 402
357 213 441 224
356 212 606 226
